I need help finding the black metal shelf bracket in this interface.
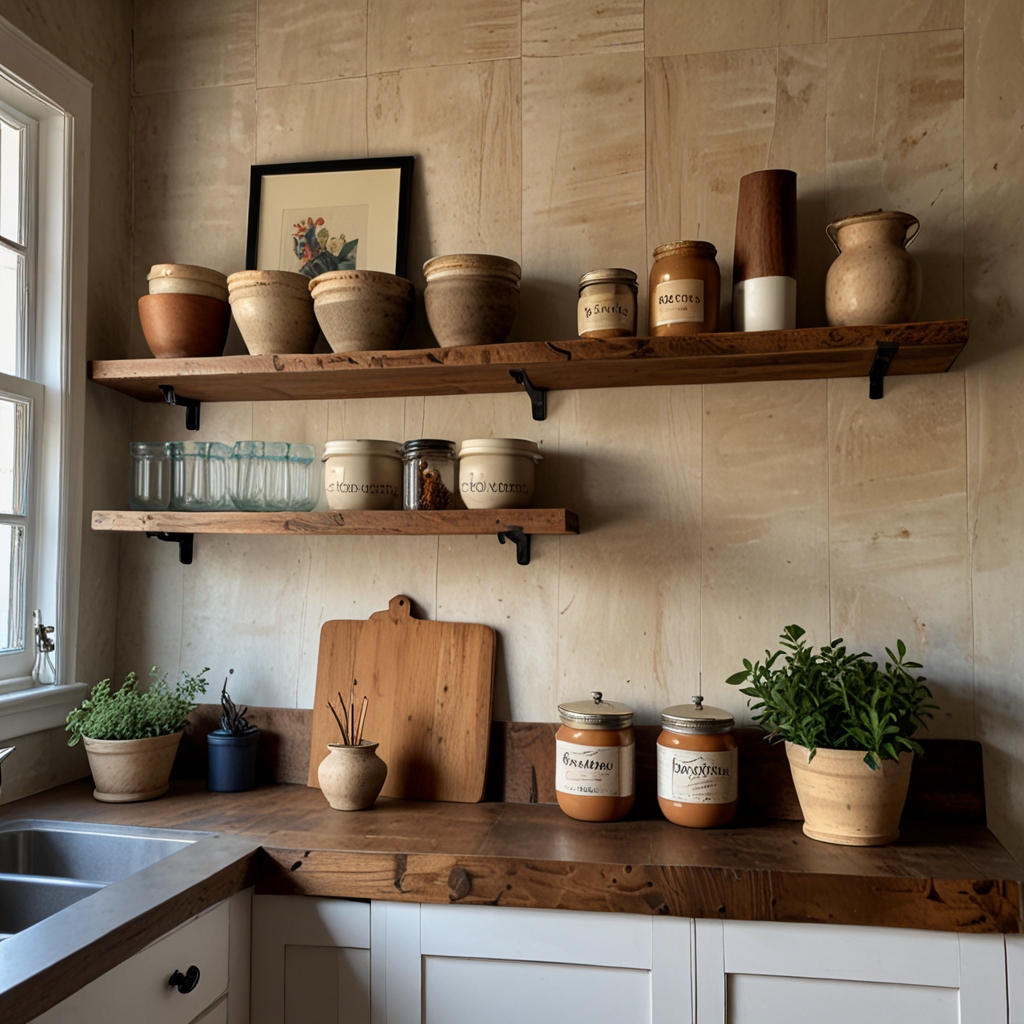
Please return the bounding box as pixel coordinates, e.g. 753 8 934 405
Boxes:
868 343 900 400
159 384 201 431
146 531 194 565
497 527 531 566
509 369 547 421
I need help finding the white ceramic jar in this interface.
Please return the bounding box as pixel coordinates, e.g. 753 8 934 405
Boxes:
456 438 542 509
323 440 402 510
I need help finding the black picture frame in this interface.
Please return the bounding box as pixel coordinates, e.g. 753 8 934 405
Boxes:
244 156 414 278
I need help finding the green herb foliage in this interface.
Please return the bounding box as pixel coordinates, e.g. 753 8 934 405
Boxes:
726 625 936 770
66 667 209 746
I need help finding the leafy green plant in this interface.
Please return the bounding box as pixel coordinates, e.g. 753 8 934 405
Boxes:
66 667 209 746
726 625 936 770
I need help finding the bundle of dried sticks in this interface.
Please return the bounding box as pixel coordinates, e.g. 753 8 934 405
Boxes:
327 680 369 746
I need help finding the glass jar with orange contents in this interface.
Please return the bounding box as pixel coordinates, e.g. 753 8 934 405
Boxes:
556 691 635 822
657 696 738 827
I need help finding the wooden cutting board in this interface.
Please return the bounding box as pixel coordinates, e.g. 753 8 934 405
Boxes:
307 595 496 802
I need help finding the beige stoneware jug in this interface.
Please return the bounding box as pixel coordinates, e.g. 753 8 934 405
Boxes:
825 210 921 326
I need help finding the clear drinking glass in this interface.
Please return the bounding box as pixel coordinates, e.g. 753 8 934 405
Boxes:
171 441 232 511
129 442 172 511
287 444 318 511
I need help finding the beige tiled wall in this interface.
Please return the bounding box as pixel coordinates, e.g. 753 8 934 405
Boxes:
123 2 1024 858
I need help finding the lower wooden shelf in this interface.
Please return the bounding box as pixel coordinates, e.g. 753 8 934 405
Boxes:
91 508 579 566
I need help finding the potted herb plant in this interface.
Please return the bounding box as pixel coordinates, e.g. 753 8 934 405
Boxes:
66 667 208 803
727 626 935 846
317 681 387 811
207 670 260 793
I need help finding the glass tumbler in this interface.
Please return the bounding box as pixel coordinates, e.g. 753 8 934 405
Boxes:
287 444 318 511
129 442 171 511
171 441 232 511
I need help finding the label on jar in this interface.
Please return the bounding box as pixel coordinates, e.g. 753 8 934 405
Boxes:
577 292 635 336
556 740 635 798
653 279 705 325
657 744 737 804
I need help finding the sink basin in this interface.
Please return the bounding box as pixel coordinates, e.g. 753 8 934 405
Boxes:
0 876 104 939
0 820 196 883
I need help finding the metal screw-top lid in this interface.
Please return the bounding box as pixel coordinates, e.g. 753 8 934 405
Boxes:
578 268 639 291
401 439 455 455
661 695 734 735
652 240 718 260
558 690 634 729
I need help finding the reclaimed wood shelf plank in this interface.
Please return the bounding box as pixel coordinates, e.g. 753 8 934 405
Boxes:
90 508 580 536
88 321 968 404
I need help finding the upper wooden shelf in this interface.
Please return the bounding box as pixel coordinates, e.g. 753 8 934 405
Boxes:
89 321 967 410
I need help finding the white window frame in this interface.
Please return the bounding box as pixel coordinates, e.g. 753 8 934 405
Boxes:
0 14 90 738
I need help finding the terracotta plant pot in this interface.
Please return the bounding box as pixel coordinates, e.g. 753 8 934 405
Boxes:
423 254 521 347
317 741 388 811
147 263 229 302
309 271 414 352
227 270 320 355
82 731 184 803
825 210 921 326
138 293 231 358
785 742 914 846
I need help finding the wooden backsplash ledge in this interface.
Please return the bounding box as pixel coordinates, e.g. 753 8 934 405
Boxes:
175 705 985 824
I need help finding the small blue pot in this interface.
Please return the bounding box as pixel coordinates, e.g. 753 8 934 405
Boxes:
206 727 259 792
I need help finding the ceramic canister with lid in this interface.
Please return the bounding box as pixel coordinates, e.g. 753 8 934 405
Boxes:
577 268 638 338
457 438 542 509
323 440 402 510
657 696 737 828
556 691 635 822
648 241 720 336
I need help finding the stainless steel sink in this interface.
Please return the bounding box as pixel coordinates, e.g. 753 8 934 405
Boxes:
0 876 104 939
0 820 204 939
0 820 195 883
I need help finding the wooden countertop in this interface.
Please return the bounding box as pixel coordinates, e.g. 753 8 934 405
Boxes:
3 778 1021 936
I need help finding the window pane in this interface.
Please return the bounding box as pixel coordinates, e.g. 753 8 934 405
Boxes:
0 394 30 514
0 522 26 653
0 118 22 244
0 245 21 375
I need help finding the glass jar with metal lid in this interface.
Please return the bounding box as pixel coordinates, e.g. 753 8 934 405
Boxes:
402 439 456 510
648 241 720 336
657 695 737 827
577 268 638 339
556 691 635 822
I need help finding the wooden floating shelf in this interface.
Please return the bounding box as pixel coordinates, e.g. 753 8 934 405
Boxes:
89 321 968 408
91 509 580 566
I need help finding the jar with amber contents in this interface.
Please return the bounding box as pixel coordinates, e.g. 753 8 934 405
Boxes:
657 696 737 827
556 691 635 822
648 241 720 336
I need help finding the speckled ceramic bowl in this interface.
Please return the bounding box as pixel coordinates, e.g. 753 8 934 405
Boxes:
309 270 414 352
423 254 521 347
227 270 319 355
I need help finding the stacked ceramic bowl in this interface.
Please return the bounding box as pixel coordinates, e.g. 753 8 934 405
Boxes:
227 270 319 355
139 264 231 358
309 271 415 352
423 254 521 347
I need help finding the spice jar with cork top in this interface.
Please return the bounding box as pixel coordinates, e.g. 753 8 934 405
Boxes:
556 691 635 822
657 695 737 827
649 241 720 336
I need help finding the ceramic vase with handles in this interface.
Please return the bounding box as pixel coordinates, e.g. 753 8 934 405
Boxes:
825 210 921 326
317 741 388 811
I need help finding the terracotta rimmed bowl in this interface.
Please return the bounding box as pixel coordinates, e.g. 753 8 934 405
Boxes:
423 253 521 348
147 263 229 302
309 270 414 352
227 270 319 355
138 293 231 359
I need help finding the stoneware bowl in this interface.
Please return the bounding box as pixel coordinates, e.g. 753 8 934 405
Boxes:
138 293 231 358
423 253 521 347
309 270 415 352
147 263 229 302
227 270 319 355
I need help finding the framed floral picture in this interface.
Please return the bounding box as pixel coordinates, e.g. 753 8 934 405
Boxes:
244 157 414 279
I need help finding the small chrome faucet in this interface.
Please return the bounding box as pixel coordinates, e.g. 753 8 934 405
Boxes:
0 746 14 798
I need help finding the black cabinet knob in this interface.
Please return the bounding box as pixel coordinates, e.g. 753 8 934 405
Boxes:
168 965 201 994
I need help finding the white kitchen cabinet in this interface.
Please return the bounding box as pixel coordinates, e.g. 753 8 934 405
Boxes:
1008 933 1024 1024
694 918 1008 1024
31 889 252 1024
250 895 371 1024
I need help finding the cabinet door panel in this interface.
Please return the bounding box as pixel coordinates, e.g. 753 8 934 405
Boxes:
1010 934 1024 1024
728 973 958 1023
284 945 370 1024
423 955 650 1024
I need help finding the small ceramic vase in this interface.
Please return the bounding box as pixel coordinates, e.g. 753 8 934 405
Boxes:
825 210 921 326
317 741 388 811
